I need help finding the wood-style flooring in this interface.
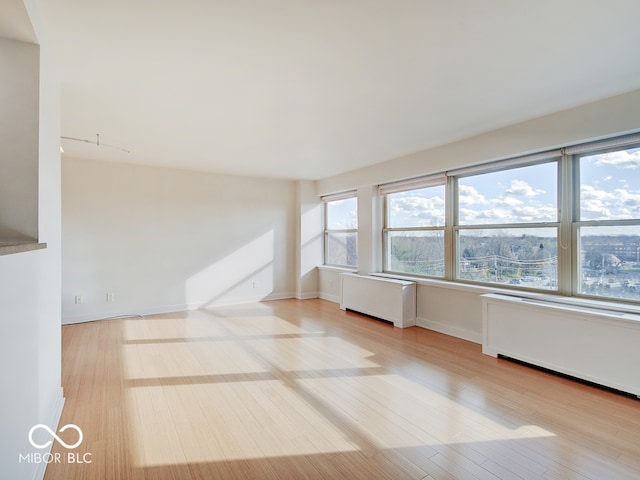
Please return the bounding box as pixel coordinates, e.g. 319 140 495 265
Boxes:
44 299 640 479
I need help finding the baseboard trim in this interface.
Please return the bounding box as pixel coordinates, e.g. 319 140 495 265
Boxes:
318 292 340 304
416 317 481 344
35 389 65 480
296 292 319 300
62 294 298 324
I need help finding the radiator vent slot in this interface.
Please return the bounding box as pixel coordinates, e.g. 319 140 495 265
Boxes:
499 354 639 400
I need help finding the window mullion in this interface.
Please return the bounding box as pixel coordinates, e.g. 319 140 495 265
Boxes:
557 153 573 296
445 176 456 281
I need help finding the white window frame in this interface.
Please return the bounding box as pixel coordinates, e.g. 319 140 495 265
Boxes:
569 135 640 302
380 174 447 278
375 132 640 305
450 157 562 291
322 191 358 268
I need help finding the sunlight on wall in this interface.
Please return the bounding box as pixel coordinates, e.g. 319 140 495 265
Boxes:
185 230 275 307
300 204 323 276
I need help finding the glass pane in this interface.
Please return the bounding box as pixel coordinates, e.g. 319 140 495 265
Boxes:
580 146 640 221
326 197 358 229
386 230 444 277
387 185 445 228
578 225 640 300
458 162 557 225
326 232 357 267
457 228 558 289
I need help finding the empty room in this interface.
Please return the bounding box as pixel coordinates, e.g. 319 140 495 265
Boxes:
2 1 640 479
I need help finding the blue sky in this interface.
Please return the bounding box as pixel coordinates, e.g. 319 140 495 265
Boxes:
388 147 640 228
580 147 640 221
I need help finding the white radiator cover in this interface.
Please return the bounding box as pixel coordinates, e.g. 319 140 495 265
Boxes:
340 273 416 328
482 293 640 396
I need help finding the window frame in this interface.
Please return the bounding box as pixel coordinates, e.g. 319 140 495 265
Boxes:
322 192 358 268
372 132 640 305
451 158 562 292
572 141 640 303
382 181 447 278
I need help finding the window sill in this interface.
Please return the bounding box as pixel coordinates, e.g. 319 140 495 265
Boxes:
373 272 640 316
317 265 357 274
0 242 47 256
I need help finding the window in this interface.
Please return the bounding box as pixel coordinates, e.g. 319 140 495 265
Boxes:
382 181 446 277
376 132 640 304
455 161 559 290
575 144 640 301
323 193 357 267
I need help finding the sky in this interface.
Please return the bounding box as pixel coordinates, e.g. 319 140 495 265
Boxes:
326 197 357 229
580 147 640 221
388 147 640 231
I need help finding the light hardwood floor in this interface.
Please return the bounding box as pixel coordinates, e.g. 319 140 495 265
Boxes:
45 299 640 480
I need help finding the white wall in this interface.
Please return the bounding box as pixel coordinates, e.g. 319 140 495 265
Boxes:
295 180 322 299
316 89 640 342
0 2 63 479
318 89 640 194
62 158 296 323
0 36 39 242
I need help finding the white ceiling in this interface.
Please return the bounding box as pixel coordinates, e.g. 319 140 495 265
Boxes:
32 0 640 180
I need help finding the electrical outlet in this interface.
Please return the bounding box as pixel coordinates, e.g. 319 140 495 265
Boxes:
106 293 115 303
74 295 83 305
252 281 257 289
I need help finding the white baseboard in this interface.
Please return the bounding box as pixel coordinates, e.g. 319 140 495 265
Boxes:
296 292 319 300
416 317 482 344
62 293 298 324
34 388 65 480
62 303 191 324
319 292 340 304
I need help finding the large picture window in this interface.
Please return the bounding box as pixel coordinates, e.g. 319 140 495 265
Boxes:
375 132 640 304
454 161 559 289
383 181 446 277
323 193 358 268
575 144 640 301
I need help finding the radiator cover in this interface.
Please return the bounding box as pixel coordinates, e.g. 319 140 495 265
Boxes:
340 273 416 328
482 293 640 396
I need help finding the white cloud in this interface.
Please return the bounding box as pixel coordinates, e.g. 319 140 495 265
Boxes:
460 204 557 224
494 196 522 207
580 185 640 220
458 185 487 206
391 195 445 226
504 179 545 197
459 207 511 223
590 150 640 169
581 184 616 201
511 205 556 223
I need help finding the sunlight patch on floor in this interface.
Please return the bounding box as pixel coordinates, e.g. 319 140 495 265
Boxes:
299 374 556 447
248 336 380 372
125 380 360 467
123 316 228 342
215 314 312 337
121 340 269 380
